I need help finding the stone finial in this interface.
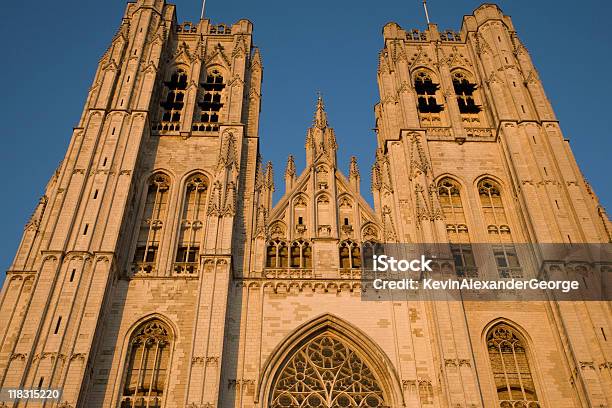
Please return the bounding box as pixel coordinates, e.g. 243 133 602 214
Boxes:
349 156 360 180
255 154 264 191
264 161 274 191
285 155 296 178
313 93 328 129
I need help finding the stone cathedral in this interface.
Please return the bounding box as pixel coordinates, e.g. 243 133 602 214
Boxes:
0 1 610 407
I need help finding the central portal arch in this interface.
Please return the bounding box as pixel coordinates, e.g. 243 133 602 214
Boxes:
257 314 403 408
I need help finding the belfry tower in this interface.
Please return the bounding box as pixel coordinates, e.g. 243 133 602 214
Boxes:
0 0 263 406
373 3 611 407
0 2 610 408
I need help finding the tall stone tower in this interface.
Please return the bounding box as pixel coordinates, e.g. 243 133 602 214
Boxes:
372 3 612 408
0 2 610 408
0 0 263 406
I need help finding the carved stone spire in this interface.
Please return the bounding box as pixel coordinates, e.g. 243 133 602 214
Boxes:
349 156 360 193
255 154 264 191
285 155 296 192
313 93 328 129
263 161 274 211
305 93 337 167
264 161 275 191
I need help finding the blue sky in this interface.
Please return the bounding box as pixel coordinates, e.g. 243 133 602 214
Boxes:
0 0 610 280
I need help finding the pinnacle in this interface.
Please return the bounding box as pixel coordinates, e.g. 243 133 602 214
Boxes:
313 93 328 129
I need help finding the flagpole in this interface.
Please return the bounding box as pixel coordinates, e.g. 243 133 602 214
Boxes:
200 0 206 20
423 0 431 25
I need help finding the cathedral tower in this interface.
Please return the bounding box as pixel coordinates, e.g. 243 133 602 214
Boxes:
1 0 262 406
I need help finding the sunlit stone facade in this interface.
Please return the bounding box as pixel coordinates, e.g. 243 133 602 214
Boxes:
0 1 610 407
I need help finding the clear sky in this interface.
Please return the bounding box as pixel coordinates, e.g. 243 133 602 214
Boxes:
0 0 610 282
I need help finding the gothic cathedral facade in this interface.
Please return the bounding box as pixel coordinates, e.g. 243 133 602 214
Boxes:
0 1 610 407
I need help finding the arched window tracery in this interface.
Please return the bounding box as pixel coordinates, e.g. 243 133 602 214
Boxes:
194 69 225 132
478 179 521 278
270 332 386 408
339 240 361 269
266 239 289 268
174 175 208 275
487 324 540 407
438 178 477 277
156 69 187 131
290 240 312 269
452 71 481 119
133 174 170 276
119 320 172 408
414 71 443 125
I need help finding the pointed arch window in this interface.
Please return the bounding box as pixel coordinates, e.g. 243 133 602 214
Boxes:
290 240 312 269
133 174 170 275
157 69 187 130
339 240 361 269
119 320 172 408
452 71 481 115
194 69 225 132
487 324 540 407
174 175 208 275
270 332 386 408
266 239 288 268
478 179 522 278
414 71 443 114
438 178 477 277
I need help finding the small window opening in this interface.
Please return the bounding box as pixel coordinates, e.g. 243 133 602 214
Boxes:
543 167 548 176
70 268 76 282
298 216 303 225
38 377 44 389
602 327 607 341
83 224 89 235
120 99 124 107
414 72 443 114
54 316 62 334
554 200 559 209
521 105 526 113
567 234 572 245
344 217 349 226
198 70 226 124
126 76 130 83
513 81 517 87
504 56 509 64
111 127 116 135
93 190 99 200
498 36 501 42
133 49 137 55
102 157 107 166
532 135 536 144
452 72 481 114
161 70 188 123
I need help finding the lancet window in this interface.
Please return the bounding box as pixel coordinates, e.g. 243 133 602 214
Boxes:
438 178 477 277
174 175 208 275
452 71 481 115
339 240 361 269
414 71 443 122
158 69 187 130
194 69 225 132
133 174 170 275
478 179 522 278
290 240 312 269
266 239 289 268
119 320 172 408
487 324 540 407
